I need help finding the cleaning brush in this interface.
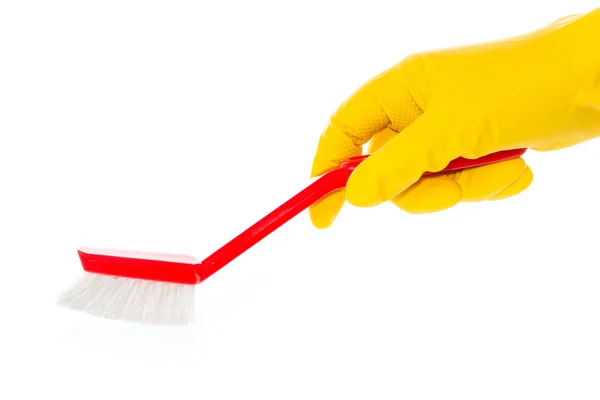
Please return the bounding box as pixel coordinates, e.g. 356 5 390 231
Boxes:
57 149 526 325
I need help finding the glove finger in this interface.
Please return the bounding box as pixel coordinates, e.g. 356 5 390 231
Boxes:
309 189 346 229
390 175 462 214
390 157 532 214
308 80 391 230
309 65 423 228
488 165 533 200
455 157 529 201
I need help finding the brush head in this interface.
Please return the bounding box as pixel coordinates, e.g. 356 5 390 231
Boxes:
57 247 202 325
77 247 202 284
57 272 196 325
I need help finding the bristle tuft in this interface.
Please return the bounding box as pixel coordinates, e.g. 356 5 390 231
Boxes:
57 273 195 325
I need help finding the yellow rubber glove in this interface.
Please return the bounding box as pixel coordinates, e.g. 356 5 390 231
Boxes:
309 8 600 229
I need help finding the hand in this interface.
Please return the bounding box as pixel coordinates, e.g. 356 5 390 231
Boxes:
309 8 600 229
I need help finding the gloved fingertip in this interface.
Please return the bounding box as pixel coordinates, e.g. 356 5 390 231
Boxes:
459 157 527 202
391 177 462 214
309 190 345 229
488 165 534 201
345 161 386 207
310 158 330 179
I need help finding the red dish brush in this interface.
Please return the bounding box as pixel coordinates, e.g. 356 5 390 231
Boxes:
57 149 526 325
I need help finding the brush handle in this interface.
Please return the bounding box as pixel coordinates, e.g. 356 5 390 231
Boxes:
197 148 526 280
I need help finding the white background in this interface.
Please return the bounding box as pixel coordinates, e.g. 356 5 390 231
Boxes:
2 0 600 398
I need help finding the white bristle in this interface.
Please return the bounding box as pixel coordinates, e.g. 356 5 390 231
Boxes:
56 273 195 325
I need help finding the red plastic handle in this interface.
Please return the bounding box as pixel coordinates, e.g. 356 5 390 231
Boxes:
197 148 526 280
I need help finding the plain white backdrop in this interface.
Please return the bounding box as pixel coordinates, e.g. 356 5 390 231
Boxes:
2 0 600 398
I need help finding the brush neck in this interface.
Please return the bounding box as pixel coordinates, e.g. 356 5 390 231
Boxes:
194 164 358 282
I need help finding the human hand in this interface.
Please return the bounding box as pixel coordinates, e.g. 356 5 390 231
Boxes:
309 8 600 229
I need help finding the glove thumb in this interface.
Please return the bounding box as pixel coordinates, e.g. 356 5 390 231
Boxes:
346 112 464 207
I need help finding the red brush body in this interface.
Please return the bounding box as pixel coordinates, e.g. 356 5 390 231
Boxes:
78 249 201 284
77 148 527 285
